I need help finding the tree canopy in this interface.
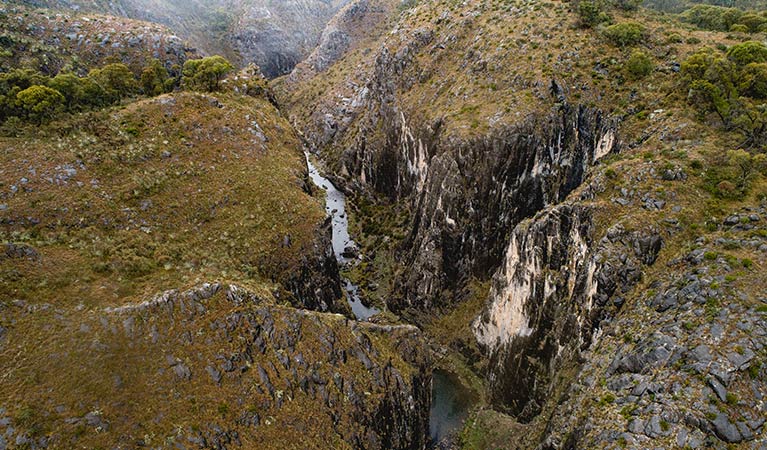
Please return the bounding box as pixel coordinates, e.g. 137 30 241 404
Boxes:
682 42 767 148
182 56 235 92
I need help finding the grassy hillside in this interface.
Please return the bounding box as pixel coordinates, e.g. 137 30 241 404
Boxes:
0 83 433 448
281 0 765 148
0 281 428 448
8 0 355 77
0 90 327 308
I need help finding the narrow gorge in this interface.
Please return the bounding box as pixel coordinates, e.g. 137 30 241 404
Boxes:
1 0 766 448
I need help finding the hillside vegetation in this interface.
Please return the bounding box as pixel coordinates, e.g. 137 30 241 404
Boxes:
1 0 766 448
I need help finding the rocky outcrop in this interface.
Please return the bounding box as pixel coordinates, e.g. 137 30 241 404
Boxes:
473 204 663 421
287 10 620 313
283 217 344 313
388 105 618 312
228 0 352 78
0 283 431 449
0 4 195 75
287 0 400 82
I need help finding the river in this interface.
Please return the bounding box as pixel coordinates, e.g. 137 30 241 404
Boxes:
305 154 472 444
305 153 380 320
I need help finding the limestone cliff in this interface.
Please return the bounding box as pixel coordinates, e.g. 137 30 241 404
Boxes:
473 202 663 421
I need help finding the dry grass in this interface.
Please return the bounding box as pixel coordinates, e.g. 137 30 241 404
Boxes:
0 91 325 310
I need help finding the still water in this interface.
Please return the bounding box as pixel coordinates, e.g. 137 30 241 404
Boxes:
430 370 475 445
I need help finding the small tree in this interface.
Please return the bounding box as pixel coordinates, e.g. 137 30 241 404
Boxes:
578 1 609 28
89 63 138 104
0 68 49 94
16 85 64 124
738 13 767 33
140 59 170 96
727 41 767 66
48 72 85 111
727 149 767 189
613 0 642 11
78 76 107 108
739 63 767 99
182 56 234 92
681 5 743 32
682 45 767 146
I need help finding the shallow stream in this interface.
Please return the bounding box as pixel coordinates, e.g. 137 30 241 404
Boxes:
305 153 379 320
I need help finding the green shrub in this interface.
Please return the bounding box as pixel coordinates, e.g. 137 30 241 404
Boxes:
682 5 743 32
682 45 767 146
730 24 749 33
88 63 138 104
15 85 64 124
738 13 767 32
666 32 684 43
613 0 641 11
727 41 767 66
598 392 616 406
603 22 645 47
140 58 171 96
625 50 654 79
739 63 767 98
578 1 610 28
704 150 767 199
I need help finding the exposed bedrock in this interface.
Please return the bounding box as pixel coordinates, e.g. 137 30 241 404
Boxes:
473 204 662 421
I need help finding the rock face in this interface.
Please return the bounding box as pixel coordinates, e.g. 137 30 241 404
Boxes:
283 13 619 314
337 74 618 315
0 284 431 449
284 217 344 313
473 204 663 421
540 215 767 448
385 105 618 313
286 0 400 83
229 0 352 78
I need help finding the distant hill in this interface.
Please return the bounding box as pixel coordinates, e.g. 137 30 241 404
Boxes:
0 4 195 75
7 0 352 77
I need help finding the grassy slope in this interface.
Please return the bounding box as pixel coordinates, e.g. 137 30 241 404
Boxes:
0 91 326 308
280 0 760 149
0 284 424 448
0 88 427 446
